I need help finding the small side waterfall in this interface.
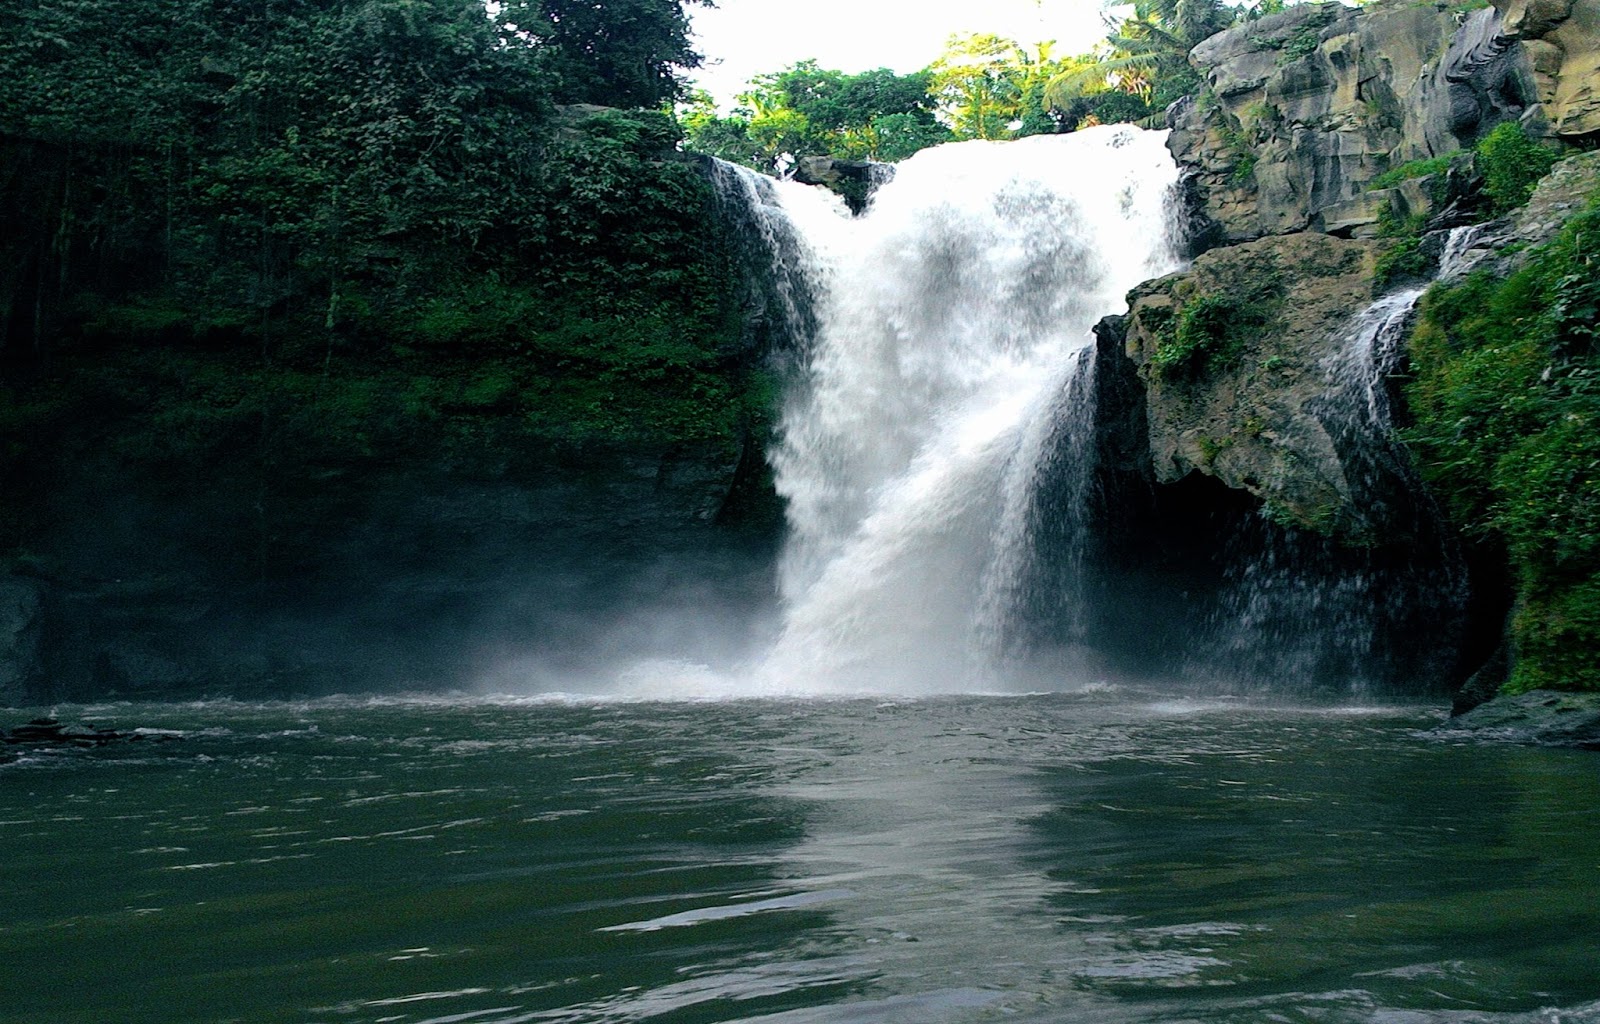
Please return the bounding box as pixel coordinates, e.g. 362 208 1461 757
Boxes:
747 128 1181 691
1198 291 1436 690
703 158 849 360
1199 230 1487 693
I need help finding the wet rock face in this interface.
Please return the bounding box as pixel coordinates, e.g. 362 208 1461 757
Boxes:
1169 0 1549 243
1118 233 1398 540
0 577 42 702
1439 689 1600 747
11 439 778 704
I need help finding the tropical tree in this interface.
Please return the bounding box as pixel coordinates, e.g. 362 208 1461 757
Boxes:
929 33 1026 140
495 0 713 108
682 61 950 170
1044 0 1239 124
926 34 1073 141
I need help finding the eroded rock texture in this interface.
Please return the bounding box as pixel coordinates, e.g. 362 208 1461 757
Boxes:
1167 0 1596 243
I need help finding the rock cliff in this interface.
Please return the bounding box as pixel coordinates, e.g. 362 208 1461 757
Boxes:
1121 234 1384 536
0 136 791 704
1 437 775 702
1091 0 1600 698
1168 0 1594 243
1128 0 1598 540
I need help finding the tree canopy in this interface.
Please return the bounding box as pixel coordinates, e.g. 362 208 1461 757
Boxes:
681 61 952 172
1046 0 1244 121
496 0 714 108
0 0 760 472
682 0 1277 172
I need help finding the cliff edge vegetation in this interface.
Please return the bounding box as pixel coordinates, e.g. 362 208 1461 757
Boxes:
1149 0 1600 701
0 0 782 701
1405 154 1600 694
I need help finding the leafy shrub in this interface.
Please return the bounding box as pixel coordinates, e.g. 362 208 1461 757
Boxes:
1476 121 1558 214
1374 236 1429 287
1150 278 1284 378
1368 153 1459 191
1404 196 1600 691
1277 25 1323 64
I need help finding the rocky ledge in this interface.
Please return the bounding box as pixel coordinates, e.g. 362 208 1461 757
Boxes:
1436 690 1600 748
1114 233 1417 541
1 717 183 764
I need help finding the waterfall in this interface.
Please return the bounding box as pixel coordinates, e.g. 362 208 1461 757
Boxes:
1199 291 1429 691
1200 233 1481 694
699 148 1490 697
736 127 1182 691
702 158 850 360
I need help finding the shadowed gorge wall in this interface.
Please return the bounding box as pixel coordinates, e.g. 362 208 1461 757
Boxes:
0 0 785 701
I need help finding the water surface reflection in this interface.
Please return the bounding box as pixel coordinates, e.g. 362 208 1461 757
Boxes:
2 694 1598 1023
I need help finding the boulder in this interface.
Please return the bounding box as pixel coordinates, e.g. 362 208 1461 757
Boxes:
1439 689 1600 747
790 156 882 213
1118 233 1414 541
0 716 183 752
790 156 875 189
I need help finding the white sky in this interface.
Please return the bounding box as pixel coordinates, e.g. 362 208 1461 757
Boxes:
686 0 1115 106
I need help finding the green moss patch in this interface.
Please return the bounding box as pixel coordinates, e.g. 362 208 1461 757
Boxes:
1149 278 1287 379
1404 190 1600 692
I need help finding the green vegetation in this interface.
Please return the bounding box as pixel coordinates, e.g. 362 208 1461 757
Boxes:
1371 125 1559 290
681 62 952 171
1260 13 1331 65
497 0 711 109
1148 276 1286 378
0 0 770 559
1196 102 1266 188
684 0 1271 174
679 34 1082 173
1404 190 1600 692
1372 206 1433 287
1477 121 1560 214
1047 0 1241 126
1374 236 1429 286
1196 433 1234 464
1369 153 1460 191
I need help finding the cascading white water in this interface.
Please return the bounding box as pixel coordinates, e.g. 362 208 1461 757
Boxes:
1203 289 1434 691
750 127 1181 692
1201 232 1484 694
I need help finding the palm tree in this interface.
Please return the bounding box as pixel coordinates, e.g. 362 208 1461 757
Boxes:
1044 0 1237 124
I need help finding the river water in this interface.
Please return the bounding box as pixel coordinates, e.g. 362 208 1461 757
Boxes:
4 692 1599 1023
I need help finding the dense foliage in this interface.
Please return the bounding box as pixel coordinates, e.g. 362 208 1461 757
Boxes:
1146 283 1284 379
0 0 768 562
1045 0 1247 127
1405 191 1600 692
1476 121 1560 214
497 0 712 108
681 62 954 172
683 0 1262 173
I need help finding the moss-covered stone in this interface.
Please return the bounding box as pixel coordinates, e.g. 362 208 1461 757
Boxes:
1122 233 1394 541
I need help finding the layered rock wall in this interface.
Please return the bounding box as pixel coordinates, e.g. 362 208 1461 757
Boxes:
1083 0 1598 695
1168 0 1593 243
1135 0 1597 533
1119 234 1387 537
